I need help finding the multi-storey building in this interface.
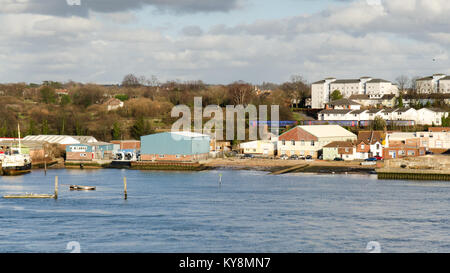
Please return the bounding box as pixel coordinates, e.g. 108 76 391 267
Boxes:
416 74 450 94
311 77 399 109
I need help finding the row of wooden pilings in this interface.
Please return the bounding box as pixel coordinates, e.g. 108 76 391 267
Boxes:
3 176 129 199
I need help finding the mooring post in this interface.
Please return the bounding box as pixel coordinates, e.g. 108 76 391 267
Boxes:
124 176 127 200
54 176 58 199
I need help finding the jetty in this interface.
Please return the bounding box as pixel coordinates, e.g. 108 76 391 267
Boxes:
3 176 59 199
270 164 309 175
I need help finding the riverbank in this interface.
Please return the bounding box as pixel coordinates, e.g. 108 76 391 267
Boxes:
203 158 379 174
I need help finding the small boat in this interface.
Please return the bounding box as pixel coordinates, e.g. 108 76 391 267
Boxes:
1 124 32 176
69 185 96 191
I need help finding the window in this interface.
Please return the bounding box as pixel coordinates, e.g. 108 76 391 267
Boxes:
176 155 181 158
399 150 406 156
282 140 286 145
361 144 365 150
301 140 305 146
376 144 380 149
291 140 295 145
159 154 165 158
407 150 415 156
311 141 315 146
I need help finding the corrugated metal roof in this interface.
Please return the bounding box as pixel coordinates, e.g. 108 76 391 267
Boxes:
22 135 98 145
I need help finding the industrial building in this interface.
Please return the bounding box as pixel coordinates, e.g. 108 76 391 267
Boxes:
140 131 210 162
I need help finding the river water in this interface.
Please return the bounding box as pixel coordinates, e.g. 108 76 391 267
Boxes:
0 169 449 253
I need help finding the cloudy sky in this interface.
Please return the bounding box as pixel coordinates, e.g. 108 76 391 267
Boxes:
0 0 449 84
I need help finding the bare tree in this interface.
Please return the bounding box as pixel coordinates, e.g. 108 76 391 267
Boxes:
228 81 254 105
396 75 409 93
121 74 140 87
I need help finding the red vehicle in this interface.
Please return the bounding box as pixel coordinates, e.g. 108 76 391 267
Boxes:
374 156 383 161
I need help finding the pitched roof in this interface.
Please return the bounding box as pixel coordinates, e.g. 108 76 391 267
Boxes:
324 141 354 148
319 109 354 115
349 94 370 100
329 98 361 106
367 79 391 83
367 108 383 114
357 131 384 145
332 79 361 84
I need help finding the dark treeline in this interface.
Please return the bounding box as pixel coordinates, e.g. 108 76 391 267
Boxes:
0 74 311 141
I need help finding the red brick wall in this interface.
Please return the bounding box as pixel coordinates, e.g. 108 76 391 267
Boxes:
111 141 141 150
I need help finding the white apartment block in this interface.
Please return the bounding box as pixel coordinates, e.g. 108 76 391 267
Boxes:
312 77 399 109
416 74 450 94
318 108 448 126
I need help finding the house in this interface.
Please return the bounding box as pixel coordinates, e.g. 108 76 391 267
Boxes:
323 141 356 161
210 140 232 153
240 140 277 156
417 108 448 126
277 125 357 158
105 98 124 111
325 98 361 110
355 131 384 159
386 131 450 152
55 89 69 96
140 131 210 162
66 142 115 161
383 140 425 159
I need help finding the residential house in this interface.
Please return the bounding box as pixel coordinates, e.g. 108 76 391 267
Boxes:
355 131 384 159
323 141 356 161
105 98 124 111
277 125 357 158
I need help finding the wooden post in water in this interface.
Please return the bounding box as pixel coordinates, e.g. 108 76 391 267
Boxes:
54 176 58 199
124 176 127 200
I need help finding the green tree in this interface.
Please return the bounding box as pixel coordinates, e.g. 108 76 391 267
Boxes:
396 96 404 107
330 90 343 101
130 116 153 139
41 119 49 135
60 94 71 106
0 121 7 137
372 116 387 131
27 119 36 136
40 86 57 104
442 114 450 127
111 121 122 140
115 94 129 102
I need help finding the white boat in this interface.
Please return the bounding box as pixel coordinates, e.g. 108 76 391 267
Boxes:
1 148 32 176
1 124 32 176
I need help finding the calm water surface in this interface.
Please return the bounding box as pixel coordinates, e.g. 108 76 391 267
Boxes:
0 169 449 253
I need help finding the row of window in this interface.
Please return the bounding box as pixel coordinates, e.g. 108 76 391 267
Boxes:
281 140 315 146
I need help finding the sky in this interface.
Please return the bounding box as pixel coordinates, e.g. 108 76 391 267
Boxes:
0 0 449 85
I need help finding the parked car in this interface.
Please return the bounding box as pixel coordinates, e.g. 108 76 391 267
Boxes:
243 154 254 159
280 154 289 160
289 154 299 160
318 155 323 160
305 155 313 160
426 150 434 155
374 156 383 161
333 157 344 161
365 157 377 162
